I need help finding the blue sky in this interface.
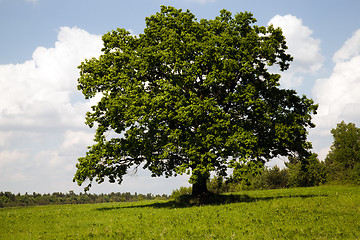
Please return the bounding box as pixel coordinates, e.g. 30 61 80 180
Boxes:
1 0 360 194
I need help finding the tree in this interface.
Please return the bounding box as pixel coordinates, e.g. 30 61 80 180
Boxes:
73 6 317 196
261 166 289 189
228 159 265 189
286 153 327 187
325 121 360 184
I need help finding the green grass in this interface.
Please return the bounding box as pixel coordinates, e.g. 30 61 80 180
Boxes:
1 185 359 239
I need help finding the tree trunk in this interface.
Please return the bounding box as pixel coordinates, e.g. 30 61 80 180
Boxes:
191 175 208 197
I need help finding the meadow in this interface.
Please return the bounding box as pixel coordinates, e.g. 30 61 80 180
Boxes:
0 185 359 239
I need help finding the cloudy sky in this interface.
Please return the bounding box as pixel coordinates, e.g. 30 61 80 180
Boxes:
1 0 360 195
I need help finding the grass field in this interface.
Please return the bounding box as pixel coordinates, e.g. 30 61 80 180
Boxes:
1 185 359 239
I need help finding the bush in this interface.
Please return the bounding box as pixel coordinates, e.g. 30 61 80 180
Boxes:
287 154 327 187
170 186 192 201
261 166 289 189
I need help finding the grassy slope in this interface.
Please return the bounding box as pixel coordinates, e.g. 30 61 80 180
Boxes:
0 185 359 239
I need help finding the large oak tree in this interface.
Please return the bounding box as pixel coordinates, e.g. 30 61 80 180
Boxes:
73 6 317 196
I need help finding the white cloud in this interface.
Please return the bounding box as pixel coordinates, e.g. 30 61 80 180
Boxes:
35 150 67 169
0 26 191 194
313 57 360 129
60 130 94 151
0 27 102 130
0 150 30 185
0 131 13 147
333 29 360 63
0 26 103 193
268 15 324 88
311 29 360 160
0 150 28 169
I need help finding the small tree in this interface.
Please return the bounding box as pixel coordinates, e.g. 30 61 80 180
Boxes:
325 121 360 184
261 166 289 189
286 153 327 187
73 6 317 196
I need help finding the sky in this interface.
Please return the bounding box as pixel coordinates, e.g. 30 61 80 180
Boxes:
1 0 360 195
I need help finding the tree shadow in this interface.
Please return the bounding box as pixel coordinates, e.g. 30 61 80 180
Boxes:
96 192 327 211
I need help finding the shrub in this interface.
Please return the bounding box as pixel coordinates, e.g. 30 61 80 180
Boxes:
170 186 192 201
261 166 289 189
287 154 327 187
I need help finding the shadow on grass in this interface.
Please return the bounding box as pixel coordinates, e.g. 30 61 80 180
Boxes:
96 192 327 211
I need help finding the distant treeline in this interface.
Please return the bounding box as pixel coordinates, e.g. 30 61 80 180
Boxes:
0 191 168 208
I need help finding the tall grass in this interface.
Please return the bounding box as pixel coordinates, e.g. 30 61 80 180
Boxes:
1 185 359 239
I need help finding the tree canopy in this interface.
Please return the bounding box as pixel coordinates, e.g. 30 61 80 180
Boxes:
325 121 360 183
73 6 317 195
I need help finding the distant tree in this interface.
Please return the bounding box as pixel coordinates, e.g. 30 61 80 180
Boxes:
73 6 317 196
286 153 327 187
325 121 360 184
261 166 289 189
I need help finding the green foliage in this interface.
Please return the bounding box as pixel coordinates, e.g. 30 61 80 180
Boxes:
170 186 192 201
0 191 163 208
208 154 327 192
352 163 360 184
286 154 327 187
325 121 360 184
1 186 359 239
261 166 289 189
74 5 317 194
230 160 264 185
207 176 233 193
